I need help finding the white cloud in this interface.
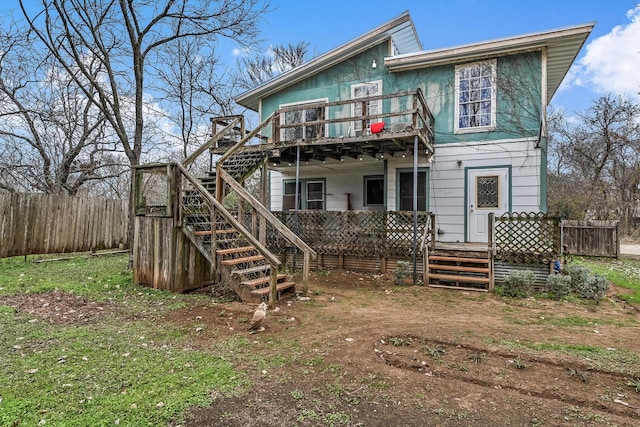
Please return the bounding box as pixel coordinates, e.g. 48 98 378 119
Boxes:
232 47 250 57
568 6 640 98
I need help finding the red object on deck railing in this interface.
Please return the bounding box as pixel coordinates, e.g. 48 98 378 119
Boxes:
370 122 385 134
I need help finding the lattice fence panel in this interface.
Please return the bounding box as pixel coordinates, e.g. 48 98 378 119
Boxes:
494 212 560 264
270 210 430 258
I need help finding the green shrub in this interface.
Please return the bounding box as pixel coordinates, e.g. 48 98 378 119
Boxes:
394 261 411 285
499 270 535 297
546 274 572 299
563 265 590 291
576 274 609 302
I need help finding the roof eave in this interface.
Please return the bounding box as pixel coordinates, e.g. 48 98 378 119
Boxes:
235 11 421 111
384 23 594 104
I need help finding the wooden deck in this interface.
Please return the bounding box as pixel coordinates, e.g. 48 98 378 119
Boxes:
209 89 435 164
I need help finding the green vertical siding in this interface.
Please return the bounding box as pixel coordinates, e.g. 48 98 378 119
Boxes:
261 46 543 145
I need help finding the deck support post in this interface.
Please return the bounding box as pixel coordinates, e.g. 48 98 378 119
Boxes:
381 256 387 274
303 250 310 296
412 135 418 285
260 159 268 245
488 212 495 291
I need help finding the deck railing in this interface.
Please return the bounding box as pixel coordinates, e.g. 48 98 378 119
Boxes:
211 89 435 157
271 88 434 147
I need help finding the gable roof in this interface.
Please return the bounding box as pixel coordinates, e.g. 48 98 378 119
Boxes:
236 14 594 111
384 23 594 104
235 11 421 111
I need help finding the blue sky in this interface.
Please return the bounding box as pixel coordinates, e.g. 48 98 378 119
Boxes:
8 0 639 116
244 0 640 114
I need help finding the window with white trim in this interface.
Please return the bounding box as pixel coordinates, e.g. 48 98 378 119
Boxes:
283 179 325 210
280 100 326 141
351 80 382 134
455 60 496 132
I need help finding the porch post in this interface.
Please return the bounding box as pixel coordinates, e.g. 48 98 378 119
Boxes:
294 145 301 270
412 135 418 284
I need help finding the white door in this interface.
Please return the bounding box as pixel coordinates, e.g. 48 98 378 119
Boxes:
467 168 509 242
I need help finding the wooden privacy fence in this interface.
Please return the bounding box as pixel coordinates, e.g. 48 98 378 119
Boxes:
0 193 129 258
561 220 619 258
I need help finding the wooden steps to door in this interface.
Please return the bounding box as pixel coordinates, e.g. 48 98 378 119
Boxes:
427 253 492 291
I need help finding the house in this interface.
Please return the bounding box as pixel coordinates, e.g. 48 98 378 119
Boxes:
132 12 593 301
235 11 592 243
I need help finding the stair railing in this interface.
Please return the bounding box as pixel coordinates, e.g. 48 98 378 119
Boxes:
217 168 317 298
175 164 283 303
214 112 277 196
182 116 243 168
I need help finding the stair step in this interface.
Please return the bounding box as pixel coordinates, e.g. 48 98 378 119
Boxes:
216 245 256 255
216 228 239 235
251 281 296 296
241 274 287 288
221 254 265 266
428 273 490 284
193 228 239 236
429 255 489 264
232 265 272 276
428 264 489 274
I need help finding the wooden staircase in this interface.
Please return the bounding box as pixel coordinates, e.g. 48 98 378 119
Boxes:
174 114 315 304
426 253 492 291
182 202 296 303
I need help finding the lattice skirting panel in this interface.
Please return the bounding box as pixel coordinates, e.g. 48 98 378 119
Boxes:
282 248 424 277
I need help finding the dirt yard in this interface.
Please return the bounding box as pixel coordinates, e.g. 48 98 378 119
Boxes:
5 270 640 426
175 271 640 427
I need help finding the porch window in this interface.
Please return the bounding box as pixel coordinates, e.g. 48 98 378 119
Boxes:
351 80 382 134
455 60 496 133
283 179 325 210
397 170 427 211
280 100 326 141
306 181 325 209
283 181 301 211
364 175 384 206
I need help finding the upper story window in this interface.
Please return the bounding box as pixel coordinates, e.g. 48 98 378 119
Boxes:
454 60 496 133
351 80 382 134
280 99 327 141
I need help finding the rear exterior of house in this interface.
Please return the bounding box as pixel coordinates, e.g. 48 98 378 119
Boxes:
237 13 592 244
131 12 593 301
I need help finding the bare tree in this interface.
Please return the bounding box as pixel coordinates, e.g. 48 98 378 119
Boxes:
19 0 269 255
547 94 640 233
151 36 237 161
0 23 124 195
235 41 310 90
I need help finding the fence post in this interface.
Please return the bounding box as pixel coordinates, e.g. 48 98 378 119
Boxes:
616 221 620 259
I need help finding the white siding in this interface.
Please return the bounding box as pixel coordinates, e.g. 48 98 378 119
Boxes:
270 162 385 211
429 136 541 241
269 136 543 243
